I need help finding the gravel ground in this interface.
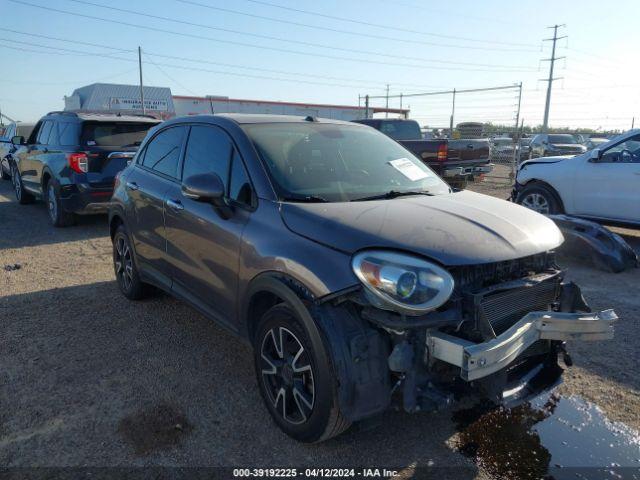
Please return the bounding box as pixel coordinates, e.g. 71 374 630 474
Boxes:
1 175 638 477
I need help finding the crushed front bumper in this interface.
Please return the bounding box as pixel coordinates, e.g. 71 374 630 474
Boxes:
427 309 617 382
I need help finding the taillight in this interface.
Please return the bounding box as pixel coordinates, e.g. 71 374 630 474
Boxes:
67 153 88 174
437 144 448 162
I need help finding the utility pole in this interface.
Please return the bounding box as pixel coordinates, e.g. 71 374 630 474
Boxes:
364 95 370 119
632 117 635 129
541 24 566 132
449 88 456 137
138 46 146 115
385 84 390 118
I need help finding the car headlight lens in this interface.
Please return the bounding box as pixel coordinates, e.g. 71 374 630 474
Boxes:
351 250 455 315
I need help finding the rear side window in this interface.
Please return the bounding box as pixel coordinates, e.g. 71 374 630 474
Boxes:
58 122 80 146
141 126 185 178
182 125 232 182
37 121 53 145
80 122 155 147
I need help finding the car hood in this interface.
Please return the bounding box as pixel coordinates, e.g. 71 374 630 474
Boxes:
519 155 574 169
280 190 563 266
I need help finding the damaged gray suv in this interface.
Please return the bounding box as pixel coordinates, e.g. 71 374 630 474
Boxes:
109 114 616 443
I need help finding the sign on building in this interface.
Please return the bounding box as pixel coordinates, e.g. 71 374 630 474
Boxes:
109 97 169 111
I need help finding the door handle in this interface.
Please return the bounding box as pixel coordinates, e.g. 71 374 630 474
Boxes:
166 199 184 211
125 181 139 191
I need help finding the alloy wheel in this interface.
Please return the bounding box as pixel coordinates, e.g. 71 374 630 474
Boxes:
47 184 57 222
114 236 134 292
521 193 550 214
260 326 315 425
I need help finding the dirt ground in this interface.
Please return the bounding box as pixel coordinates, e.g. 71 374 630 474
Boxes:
1 175 638 477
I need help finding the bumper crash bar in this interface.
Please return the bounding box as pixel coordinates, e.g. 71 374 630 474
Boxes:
427 309 617 381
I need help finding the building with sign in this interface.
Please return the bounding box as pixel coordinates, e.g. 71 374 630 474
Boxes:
64 83 408 121
172 95 407 121
64 83 175 119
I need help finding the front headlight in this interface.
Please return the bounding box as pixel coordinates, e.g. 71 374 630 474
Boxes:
351 250 455 315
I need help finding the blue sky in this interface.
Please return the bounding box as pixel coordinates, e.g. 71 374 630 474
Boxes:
1 0 638 130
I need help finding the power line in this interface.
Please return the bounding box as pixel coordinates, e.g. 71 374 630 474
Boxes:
58 0 537 71
175 0 538 53
0 36 407 90
1 25 456 91
238 0 538 47
9 0 536 73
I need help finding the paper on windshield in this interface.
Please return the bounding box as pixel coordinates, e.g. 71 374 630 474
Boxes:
388 158 428 181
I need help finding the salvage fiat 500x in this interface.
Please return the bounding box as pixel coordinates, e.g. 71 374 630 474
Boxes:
108 114 616 443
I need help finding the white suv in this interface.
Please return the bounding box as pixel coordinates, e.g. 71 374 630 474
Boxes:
514 129 640 225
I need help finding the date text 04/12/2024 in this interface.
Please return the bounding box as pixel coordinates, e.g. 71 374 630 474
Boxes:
232 468 399 478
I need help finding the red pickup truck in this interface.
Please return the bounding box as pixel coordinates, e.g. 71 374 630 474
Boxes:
353 119 492 186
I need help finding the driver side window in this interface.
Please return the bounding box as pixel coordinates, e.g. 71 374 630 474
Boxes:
600 134 640 163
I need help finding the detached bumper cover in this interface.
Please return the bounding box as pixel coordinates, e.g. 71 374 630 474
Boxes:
427 309 617 381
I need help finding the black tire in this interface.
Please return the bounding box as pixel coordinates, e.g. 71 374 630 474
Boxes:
45 179 76 227
254 303 350 443
112 224 148 300
1 160 10 180
516 182 563 215
11 164 34 204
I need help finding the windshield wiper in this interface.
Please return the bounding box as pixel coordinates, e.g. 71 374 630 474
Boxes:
351 190 434 202
281 194 330 203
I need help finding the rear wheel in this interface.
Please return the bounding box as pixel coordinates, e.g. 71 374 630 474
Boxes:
113 224 148 300
1 160 10 180
11 164 34 204
516 183 563 215
254 303 350 443
46 180 75 227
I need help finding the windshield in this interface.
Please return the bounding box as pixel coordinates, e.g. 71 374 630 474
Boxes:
80 121 155 147
378 120 422 141
493 138 512 146
243 123 450 202
548 134 577 144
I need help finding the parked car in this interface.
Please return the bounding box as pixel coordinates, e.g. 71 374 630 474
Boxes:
514 129 640 224
518 137 532 162
352 119 492 186
584 137 610 151
11 111 160 226
109 114 616 443
489 137 515 161
529 133 587 159
0 122 35 180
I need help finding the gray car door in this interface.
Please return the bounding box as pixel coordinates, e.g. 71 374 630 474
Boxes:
127 125 187 285
164 124 253 326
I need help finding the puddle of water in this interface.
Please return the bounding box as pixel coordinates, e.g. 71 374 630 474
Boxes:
118 403 193 455
453 393 640 480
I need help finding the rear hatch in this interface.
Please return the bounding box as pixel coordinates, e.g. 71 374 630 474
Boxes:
79 121 158 187
447 139 490 163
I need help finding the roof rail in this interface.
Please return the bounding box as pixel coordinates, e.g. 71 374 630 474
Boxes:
45 111 80 117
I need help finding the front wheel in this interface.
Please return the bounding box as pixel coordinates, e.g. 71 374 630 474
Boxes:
254 303 350 443
516 183 563 215
11 164 34 204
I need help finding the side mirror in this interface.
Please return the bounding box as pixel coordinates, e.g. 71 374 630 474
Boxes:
588 148 601 163
11 136 24 146
182 173 232 218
